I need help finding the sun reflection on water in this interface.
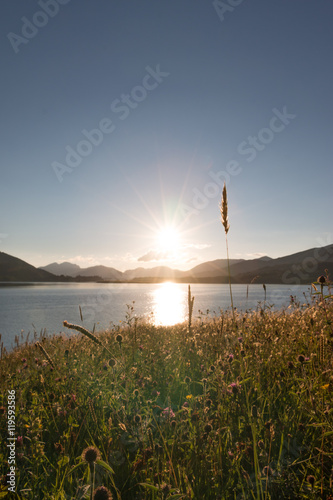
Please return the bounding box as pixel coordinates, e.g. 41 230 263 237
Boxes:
150 282 187 326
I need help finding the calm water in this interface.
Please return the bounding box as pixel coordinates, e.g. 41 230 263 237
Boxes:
0 282 313 351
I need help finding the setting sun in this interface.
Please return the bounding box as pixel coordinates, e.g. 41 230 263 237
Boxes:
156 226 181 253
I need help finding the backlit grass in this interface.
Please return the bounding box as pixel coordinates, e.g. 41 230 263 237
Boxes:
0 290 332 499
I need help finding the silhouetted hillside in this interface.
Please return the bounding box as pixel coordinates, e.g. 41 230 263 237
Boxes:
0 252 57 282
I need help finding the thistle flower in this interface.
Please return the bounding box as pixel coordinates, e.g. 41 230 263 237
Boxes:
162 407 175 419
93 486 113 500
317 275 326 284
230 382 240 394
116 334 123 344
220 182 230 234
81 446 101 464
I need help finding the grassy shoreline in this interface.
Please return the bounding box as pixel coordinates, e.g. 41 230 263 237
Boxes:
0 298 332 499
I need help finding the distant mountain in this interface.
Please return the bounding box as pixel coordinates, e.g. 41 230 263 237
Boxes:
77 265 123 280
0 252 57 282
39 263 123 280
4 244 333 284
123 266 183 280
41 262 81 277
183 258 244 279
231 245 333 284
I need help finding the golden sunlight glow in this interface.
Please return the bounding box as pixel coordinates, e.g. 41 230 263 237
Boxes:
156 226 181 253
150 282 186 326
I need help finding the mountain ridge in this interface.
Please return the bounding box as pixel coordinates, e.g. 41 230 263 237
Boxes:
0 245 332 284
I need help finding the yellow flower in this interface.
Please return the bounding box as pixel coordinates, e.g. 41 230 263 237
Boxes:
321 384 329 390
186 395 192 400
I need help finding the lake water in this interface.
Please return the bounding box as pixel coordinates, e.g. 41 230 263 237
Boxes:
0 282 313 351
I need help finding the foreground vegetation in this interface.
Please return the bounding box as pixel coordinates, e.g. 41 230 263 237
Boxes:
0 285 332 499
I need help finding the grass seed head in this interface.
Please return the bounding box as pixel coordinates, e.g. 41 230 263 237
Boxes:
220 182 230 234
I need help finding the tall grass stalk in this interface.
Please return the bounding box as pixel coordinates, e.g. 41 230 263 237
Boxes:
220 183 235 323
188 285 194 336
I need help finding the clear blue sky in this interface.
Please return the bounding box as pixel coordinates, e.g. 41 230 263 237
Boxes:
1 0 332 271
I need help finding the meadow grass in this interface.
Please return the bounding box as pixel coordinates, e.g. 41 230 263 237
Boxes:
0 285 332 500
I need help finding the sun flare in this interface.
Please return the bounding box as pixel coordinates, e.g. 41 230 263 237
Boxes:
156 226 181 253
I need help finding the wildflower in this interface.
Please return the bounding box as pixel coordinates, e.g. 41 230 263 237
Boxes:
108 358 116 367
186 394 193 400
81 446 101 464
116 334 123 344
162 407 175 419
184 376 191 384
238 337 243 343
92 486 113 500
230 382 240 394
21 358 27 363
298 354 305 363
182 401 189 408
317 275 326 284
228 354 234 363
17 436 23 447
